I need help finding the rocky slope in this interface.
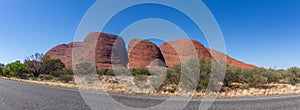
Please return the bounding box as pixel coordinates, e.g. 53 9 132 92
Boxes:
206 48 256 69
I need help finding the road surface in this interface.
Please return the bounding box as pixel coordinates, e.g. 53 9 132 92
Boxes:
0 79 300 110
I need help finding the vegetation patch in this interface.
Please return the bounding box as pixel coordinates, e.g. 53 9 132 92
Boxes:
2 53 300 98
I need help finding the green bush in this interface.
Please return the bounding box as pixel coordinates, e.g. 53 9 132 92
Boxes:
133 73 148 88
50 69 74 83
163 57 220 92
223 66 242 86
248 74 268 88
40 75 54 81
164 64 181 85
282 70 298 85
41 57 65 74
130 68 150 76
2 61 28 79
149 69 167 91
262 69 283 83
288 67 300 78
97 68 115 76
239 69 268 88
197 58 221 92
59 74 74 83
75 62 96 75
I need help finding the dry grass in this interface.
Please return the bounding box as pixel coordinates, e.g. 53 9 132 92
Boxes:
0 76 78 89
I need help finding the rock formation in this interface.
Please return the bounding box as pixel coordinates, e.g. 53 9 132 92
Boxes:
128 39 165 69
44 32 128 69
159 38 212 67
44 44 73 68
45 32 255 70
159 38 255 69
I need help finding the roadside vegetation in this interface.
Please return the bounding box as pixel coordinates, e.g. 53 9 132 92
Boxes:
0 53 73 83
1 53 300 94
97 58 300 93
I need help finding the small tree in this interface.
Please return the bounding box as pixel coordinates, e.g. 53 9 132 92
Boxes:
25 53 44 62
24 61 43 77
181 58 200 91
23 53 45 77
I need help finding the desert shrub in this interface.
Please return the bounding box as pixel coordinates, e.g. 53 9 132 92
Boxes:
224 67 285 88
50 69 74 83
2 61 28 79
98 68 156 77
114 68 131 76
133 73 148 88
282 70 298 85
223 66 242 86
97 68 115 76
134 74 148 82
198 76 210 91
40 75 54 81
222 66 300 87
50 70 63 77
59 74 74 83
238 69 253 84
149 71 167 91
162 57 221 92
239 69 268 88
75 62 96 75
164 63 181 85
41 58 65 74
248 74 268 88
130 68 151 76
162 57 220 92
288 67 300 78
262 69 283 83
180 58 201 91
97 68 108 76
197 58 219 92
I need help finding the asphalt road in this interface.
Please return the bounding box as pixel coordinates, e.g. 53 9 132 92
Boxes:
1 79 300 110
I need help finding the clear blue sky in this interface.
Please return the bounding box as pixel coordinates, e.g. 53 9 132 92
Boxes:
0 0 299 69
